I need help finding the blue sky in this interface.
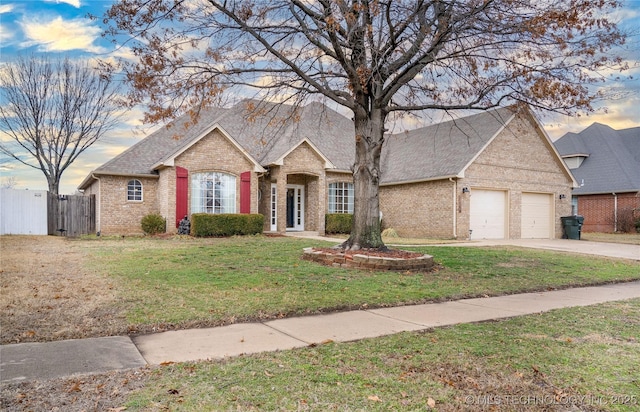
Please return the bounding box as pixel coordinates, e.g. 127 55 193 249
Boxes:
1 0 639 194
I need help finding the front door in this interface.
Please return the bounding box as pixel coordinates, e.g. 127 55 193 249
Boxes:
286 185 304 231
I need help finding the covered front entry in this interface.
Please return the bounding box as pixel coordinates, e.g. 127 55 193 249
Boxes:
286 185 305 231
266 172 322 233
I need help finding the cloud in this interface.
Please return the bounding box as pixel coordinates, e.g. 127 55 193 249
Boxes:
0 24 13 44
19 16 105 53
0 4 15 43
44 0 82 7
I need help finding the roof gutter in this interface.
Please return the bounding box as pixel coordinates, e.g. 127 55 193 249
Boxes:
78 171 159 191
380 174 462 187
573 189 639 196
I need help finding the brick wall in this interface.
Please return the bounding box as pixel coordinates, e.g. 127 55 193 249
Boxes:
578 192 640 232
169 128 258 232
462 114 573 239
378 112 573 239
263 141 328 233
93 175 160 235
380 179 454 238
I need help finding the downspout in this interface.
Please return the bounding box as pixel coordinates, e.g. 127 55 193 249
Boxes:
612 192 618 232
449 178 457 238
92 173 101 235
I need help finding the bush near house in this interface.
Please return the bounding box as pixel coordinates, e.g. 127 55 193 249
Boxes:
191 213 263 237
325 213 353 234
140 213 166 235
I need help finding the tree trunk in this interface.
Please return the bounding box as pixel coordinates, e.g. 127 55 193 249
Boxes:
342 107 386 251
48 178 60 195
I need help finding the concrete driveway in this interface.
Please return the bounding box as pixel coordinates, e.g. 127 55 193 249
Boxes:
287 232 639 261
446 238 639 261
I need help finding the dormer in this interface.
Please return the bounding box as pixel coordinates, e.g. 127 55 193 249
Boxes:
561 153 589 169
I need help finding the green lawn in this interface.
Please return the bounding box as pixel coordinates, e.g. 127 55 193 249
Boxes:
88 236 640 332
124 298 640 411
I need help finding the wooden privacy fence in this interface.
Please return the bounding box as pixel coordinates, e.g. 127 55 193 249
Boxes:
47 193 96 236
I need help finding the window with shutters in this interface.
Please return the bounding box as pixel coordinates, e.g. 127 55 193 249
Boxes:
191 172 236 214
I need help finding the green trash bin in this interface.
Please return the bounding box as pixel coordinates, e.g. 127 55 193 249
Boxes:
561 215 584 240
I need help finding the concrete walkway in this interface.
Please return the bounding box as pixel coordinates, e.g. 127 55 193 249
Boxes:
2 281 640 384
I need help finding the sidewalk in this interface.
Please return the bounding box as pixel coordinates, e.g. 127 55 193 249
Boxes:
2 281 640 384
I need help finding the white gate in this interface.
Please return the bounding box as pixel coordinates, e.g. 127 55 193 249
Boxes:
0 189 48 235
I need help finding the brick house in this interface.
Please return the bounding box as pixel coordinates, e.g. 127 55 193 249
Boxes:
554 123 640 233
79 100 575 239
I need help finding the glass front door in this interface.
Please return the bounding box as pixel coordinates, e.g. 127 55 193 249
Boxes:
286 185 304 231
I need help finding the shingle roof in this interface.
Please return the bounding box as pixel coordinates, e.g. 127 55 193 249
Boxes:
90 106 229 176
554 123 640 194
380 107 516 184
80 101 534 188
220 100 355 169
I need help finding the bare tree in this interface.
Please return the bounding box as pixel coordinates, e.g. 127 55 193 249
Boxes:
103 0 626 249
0 55 122 195
1 175 18 189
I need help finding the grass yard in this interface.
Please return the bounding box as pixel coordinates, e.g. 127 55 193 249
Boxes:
92 236 640 335
1 235 638 343
582 232 640 245
6 299 635 411
1 235 639 411
0 236 640 343
120 299 640 411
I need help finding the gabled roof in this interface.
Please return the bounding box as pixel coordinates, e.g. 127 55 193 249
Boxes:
80 101 571 190
80 100 357 190
380 106 517 185
150 122 266 173
79 106 229 188
554 123 640 195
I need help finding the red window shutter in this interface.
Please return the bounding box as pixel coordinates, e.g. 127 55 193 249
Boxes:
176 167 188 227
240 171 251 214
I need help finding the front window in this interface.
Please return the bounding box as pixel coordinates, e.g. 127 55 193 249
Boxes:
127 179 142 201
191 172 236 214
328 182 354 213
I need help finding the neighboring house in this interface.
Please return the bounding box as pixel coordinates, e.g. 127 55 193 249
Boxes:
554 123 640 233
79 100 575 239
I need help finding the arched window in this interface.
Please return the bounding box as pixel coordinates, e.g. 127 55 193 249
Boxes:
328 182 354 213
191 172 236 214
127 179 143 201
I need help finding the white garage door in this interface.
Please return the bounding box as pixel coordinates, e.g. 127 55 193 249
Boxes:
470 190 506 239
521 193 552 238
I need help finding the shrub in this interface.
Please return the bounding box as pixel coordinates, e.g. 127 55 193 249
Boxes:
141 213 166 235
617 208 638 233
325 213 353 234
191 213 264 237
382 228 399 238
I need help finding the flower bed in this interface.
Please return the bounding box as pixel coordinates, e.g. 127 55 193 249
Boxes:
302 247 435 271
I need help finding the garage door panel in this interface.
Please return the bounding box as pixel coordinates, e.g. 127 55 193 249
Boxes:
470 190 506 239
521 193 552 238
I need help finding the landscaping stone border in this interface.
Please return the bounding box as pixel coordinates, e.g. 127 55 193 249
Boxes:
302 247 435 271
